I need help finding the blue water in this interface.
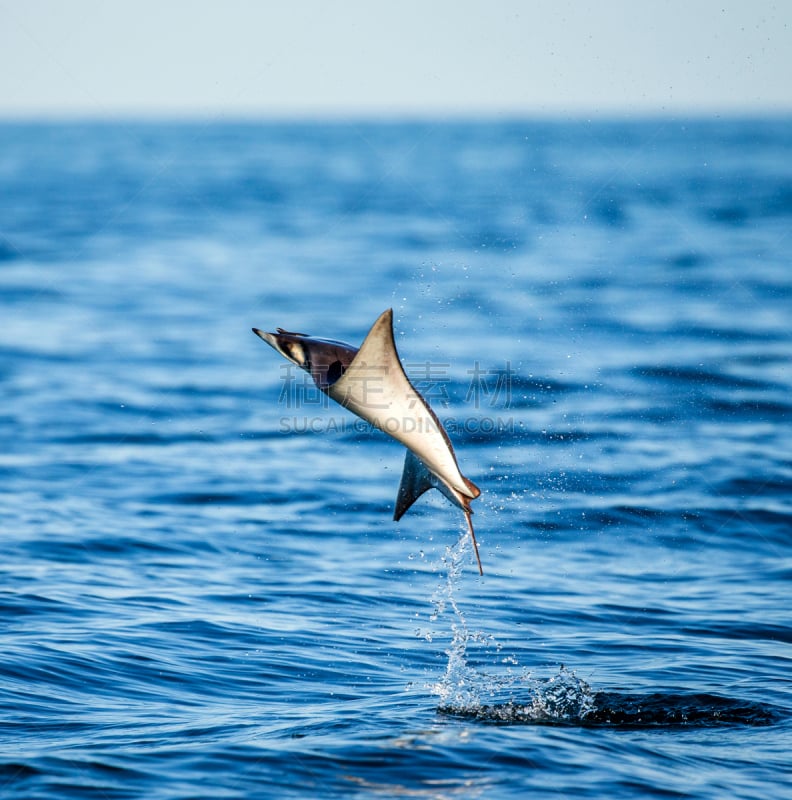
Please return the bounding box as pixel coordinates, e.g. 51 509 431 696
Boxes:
1 118 791 798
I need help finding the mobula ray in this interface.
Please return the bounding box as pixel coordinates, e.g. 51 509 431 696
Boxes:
252 309 483 574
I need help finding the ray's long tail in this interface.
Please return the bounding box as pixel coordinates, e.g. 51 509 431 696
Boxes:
465 512 483 576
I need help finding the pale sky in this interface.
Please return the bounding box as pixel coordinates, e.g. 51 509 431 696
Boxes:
1 0 790 117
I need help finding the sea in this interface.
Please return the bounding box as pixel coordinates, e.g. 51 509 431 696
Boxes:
0 118 790 799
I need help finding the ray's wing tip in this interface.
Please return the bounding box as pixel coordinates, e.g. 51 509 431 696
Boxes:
464 477 482 500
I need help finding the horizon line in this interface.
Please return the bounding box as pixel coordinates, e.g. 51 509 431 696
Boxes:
1 106 791 124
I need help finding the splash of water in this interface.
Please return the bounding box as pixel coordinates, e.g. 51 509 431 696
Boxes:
420 528 595 722
473 667 597 723
425 531 494 709
421 531 774 729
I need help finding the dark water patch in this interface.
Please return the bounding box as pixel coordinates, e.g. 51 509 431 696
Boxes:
0 592 72 618
608 504 688 522
608 405 687 425
681 622 792 645
633 365 771 391
54 431 218 445
716 475 792 498
139 618 243 640
591 196 629 227
705 397 792 419
323 499 391 516
680 507 792 550
764 185 792 217
704 186 792 223
541 429 599 444
516 428 620 445
708 205 749 225
0 762 42 782
667 250 710 269
443 692 781 728
0 345 86 364
670 324 784 343
12 756 149 800
588 693 781 728
521 517 578 534
0 239 22 261
508 375 582 394
147 491 266 506
732 351 791 367
242 428 300 441
15 534 195 564
0 284 63 302
0 648 107 694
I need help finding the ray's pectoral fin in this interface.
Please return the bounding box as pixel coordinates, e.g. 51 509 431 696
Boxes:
394 450 484 575
394 449 436 521
394 449 466 519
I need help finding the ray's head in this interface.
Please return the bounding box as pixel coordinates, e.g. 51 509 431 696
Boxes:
252 327 312 370
252 324 358 389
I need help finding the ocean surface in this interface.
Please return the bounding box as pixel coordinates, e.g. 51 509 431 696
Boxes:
1 118 790 798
